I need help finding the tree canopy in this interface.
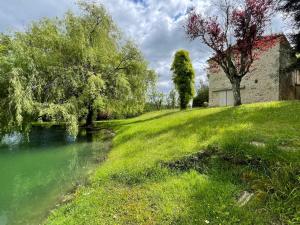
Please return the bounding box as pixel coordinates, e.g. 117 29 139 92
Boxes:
0 1 154 137
186 0 276 106
278 0 300 52
278 0 300 70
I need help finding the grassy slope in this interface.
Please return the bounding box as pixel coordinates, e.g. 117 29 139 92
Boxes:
46 101 300 225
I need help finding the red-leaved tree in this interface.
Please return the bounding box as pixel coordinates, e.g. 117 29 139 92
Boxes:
186 0 276 106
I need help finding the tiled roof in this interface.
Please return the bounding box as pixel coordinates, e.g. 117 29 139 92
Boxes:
208 33 288 62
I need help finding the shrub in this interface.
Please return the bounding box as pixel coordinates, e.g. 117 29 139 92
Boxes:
193 84 209 107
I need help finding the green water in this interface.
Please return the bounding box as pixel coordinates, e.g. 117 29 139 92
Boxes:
0 126 109 225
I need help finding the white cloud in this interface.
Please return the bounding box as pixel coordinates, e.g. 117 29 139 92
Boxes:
0 0 289 93
101 0 214 93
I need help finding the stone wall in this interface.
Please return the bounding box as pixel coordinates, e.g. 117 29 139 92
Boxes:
208 43 281 107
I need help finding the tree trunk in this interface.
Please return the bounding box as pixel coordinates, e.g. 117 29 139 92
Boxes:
180 98 187 110
231 78 242 106
85 105 94 129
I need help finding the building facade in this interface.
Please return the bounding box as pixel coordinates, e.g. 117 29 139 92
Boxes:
208 35 300 107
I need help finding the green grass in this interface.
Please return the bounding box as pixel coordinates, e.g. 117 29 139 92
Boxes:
46 101 300 225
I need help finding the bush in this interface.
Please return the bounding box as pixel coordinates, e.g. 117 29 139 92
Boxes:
193 84 209 107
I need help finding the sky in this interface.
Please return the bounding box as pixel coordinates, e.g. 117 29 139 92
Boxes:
0 0 292 93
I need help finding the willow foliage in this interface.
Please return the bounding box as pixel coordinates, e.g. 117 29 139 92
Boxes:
0 1 154 137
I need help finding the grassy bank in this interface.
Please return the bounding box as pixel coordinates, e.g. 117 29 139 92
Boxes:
46 101 300 225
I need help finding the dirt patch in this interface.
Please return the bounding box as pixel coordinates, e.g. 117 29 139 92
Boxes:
162 148 267 173
162 149 216 173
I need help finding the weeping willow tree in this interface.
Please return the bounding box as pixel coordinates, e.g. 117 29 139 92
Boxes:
0 1 154 137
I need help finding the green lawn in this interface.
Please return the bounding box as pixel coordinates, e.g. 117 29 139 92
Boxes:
46 101 300 225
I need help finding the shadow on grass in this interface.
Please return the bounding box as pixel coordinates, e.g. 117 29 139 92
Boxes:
96 110 180 130
118 110 181 126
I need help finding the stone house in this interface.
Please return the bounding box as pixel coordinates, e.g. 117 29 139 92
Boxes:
208 34 300 107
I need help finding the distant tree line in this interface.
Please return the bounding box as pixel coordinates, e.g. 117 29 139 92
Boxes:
146 79 209 111
145 85 179 112
0 1 155 137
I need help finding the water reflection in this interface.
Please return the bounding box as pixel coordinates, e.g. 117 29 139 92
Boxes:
1 132 23 148
0 126 111 225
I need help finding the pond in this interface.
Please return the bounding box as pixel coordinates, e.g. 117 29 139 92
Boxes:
0 126 111 225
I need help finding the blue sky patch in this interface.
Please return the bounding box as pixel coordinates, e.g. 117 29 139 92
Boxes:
130 0 148 7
